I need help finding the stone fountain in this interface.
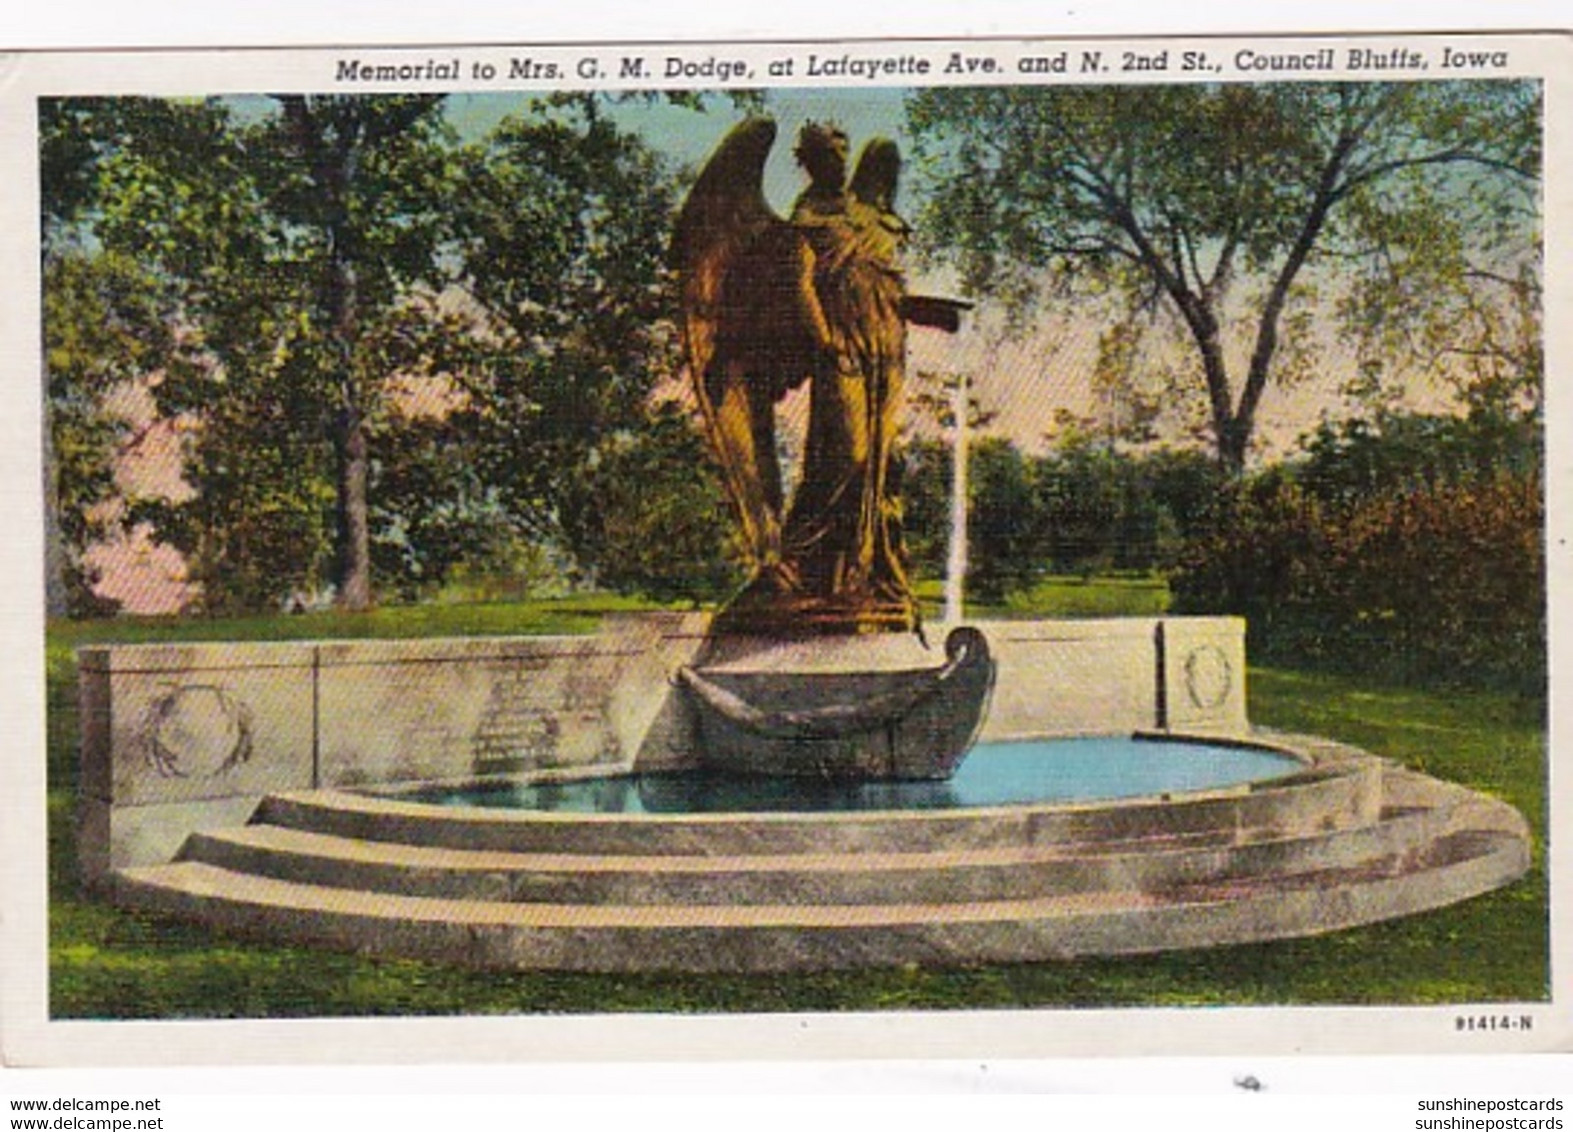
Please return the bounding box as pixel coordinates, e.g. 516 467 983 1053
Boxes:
77 119 1532 975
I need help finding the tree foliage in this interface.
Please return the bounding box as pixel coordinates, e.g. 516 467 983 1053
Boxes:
559 403 742 604
40 99 199 616
965 437 1040 602
445 102 683 551
896 437 949 581
43 94 703 614
41 249 189 615
908 81 1541 471
899 430 1225 602
84 95 459 613
1172 405 1542 690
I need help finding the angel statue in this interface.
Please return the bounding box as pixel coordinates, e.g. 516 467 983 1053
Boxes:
673 117 964 635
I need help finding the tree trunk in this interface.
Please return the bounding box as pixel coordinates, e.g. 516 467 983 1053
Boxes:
1216 416 1251 476
328 245 372 611
282 96 374 613
1188 306 1250 476
325 116 372 611
42 399 70 618
335 398 372 611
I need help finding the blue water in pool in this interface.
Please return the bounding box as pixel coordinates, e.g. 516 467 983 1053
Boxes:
405 736 1302 814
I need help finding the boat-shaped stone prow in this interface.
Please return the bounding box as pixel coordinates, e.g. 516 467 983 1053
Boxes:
677 626 996 781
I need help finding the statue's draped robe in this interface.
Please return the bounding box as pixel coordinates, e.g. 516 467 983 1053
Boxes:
780 190 914 628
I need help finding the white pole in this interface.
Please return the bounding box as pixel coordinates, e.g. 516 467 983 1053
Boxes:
944 373 969 625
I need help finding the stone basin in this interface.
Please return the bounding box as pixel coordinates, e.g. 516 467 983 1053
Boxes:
79 614 1533 972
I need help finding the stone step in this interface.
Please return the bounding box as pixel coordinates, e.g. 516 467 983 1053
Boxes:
179 799 1458 906
114 826 1530 972
255 762 1380 856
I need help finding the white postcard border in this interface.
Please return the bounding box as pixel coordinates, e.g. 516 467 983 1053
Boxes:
1 24 1567 1067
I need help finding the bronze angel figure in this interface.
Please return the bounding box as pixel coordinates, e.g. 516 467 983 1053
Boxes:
672 118 962 635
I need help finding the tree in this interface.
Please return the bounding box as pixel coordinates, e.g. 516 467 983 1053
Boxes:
91 95 456 612
894 437 950 580
1033 432 1129 574
40 99 198 616
41 99 116 617
366 410 506 602
1299 406 1540 513
271 95 453 609
445 101 684 559
54 94 697 613
558 402 742 604
908 81 1540 472
966 436 1041 602
41 250 191 615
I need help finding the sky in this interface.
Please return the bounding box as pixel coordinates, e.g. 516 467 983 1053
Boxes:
446 88 914 213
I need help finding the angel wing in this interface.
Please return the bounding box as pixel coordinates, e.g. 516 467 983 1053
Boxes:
673 118 837 567
672 118 832 406
847 137 971 334
671 117 783 397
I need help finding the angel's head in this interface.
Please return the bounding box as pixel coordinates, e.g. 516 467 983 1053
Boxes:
850 138 901 213
794 121 849 192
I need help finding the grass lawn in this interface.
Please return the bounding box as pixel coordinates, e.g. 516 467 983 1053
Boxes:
914 572 1172 621
44 597 1548 1018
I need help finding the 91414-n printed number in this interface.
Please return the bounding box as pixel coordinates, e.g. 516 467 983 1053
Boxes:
1456 1014 1534 1033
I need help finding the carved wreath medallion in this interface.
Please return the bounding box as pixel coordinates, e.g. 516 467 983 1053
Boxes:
1183 645 1233 711
142 684 255 778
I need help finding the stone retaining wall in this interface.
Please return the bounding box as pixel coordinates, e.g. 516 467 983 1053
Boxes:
972 616 1247 740
80 613 709 875
79 613 1246 876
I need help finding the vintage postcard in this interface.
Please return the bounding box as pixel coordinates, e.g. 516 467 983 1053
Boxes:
0 21 1567 1069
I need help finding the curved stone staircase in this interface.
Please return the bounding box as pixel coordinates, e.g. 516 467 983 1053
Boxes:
109 734 1531 973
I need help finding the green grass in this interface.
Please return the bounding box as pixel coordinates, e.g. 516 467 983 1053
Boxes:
45 599 1548 1018
1001 574 1172 619
914 572 1172 620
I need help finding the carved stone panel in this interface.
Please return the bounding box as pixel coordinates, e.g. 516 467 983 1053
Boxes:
973 619 1159 741
314 636 628 786
80 643 316 806
1162 618 1249 734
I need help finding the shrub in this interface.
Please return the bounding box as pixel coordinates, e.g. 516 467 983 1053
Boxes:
1332 473 1543 688
1171 472 1339 662
1173 468 1543 692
